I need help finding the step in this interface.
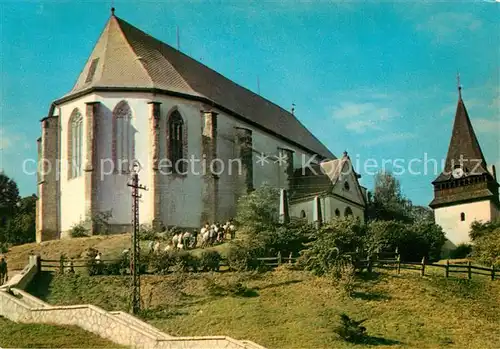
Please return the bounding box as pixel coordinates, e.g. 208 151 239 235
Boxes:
109 311 172 340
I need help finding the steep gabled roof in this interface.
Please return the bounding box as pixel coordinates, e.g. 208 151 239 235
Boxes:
66 14 334 159
433 91 490 183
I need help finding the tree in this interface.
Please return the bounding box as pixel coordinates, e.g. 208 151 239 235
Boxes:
469 219 500 267
4 194 37 244
366 220 445 262
0 173 36 245
367 172 413 223
235 183 280 236
0 173 20 226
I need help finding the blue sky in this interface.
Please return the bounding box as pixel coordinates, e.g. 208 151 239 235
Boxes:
0 1 499 206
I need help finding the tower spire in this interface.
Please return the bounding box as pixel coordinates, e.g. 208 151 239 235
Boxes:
457 71 462 100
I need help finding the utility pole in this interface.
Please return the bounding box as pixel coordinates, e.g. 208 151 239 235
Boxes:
127 162 147 315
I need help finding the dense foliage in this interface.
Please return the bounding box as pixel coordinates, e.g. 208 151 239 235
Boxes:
0 173 36 246
366 220 445 262
299 217 366 276
469 219 500 267
449 243 473 259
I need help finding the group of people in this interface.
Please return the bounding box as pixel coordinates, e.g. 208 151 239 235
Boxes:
0 257 8 286
147 219 237 253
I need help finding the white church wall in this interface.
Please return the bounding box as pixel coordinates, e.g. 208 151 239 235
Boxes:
330 166 365 207
93 92 153 228
290 200 314 222
216 110 321 221
58 94 96 235
435 200 494 246
57 90 332 233
326 196 365 224
154 96 204 228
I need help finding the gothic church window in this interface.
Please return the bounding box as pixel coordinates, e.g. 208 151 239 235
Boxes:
335 209 340 217
168 110 186 173
300 210 306 219
460 212 465 221
113 101 134 173
68 109 83 179
345 207 353 217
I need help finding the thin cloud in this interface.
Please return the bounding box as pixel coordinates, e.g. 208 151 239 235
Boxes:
473 118 500 134
332 99 400 134
416 12 482 44
363 132 417 146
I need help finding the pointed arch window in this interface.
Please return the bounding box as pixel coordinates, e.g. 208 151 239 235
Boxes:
345 207 353 217
460 212 465 221
113 101 134 173
168 110 186 173
68 109 83 179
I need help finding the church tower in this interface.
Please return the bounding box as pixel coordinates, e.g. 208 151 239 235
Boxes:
430 80 499 250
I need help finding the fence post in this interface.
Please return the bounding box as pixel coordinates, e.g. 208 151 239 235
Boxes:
277 251 282 266
397 254 401 274
288 252 293 265
492 264 495 281
421 256 426 277
468 261 472 280
59 254 65 275
445 259 449 278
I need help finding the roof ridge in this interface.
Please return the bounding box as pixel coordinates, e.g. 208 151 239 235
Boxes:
113 16 331 157
112 16 155 87
114 16 195 93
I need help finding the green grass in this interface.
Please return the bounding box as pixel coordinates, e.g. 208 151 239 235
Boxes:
26 267 500 349
0 316 125 348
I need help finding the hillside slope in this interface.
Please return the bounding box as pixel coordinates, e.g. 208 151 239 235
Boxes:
0 316 125 348
27 269 500 349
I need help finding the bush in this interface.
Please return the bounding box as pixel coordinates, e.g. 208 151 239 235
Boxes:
471 226 500 267
149 251 177 274
333 313 368 343
200 250 221 272
226 243 261 272
366 220 445 262
104 253 129 275
172 251 200 273
139 224 158 241
0 242 9 254
299 217 365 276
69 223 89 238
450 243 473 259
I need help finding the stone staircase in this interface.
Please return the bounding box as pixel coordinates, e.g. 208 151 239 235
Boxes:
0 257 267 349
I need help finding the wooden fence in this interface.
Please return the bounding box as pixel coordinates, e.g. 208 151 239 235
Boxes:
40 252 496 281
365 255 496 281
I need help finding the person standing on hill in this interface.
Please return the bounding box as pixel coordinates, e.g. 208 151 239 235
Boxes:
0 257 8 286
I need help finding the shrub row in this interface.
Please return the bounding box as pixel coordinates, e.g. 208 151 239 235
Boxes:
85 249 223 276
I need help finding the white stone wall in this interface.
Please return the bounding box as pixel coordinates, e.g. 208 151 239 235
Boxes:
55 90 329 233
435 200 495 246
290 196 364 224
57 96 94 234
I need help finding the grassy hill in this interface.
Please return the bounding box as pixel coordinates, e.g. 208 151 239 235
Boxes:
0 316 125 348
26 267 500 349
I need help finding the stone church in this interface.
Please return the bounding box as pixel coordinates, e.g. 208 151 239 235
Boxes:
430 84 499 251
36 11 366 242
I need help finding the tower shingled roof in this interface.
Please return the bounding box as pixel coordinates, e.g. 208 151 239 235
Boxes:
432 93 489 183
